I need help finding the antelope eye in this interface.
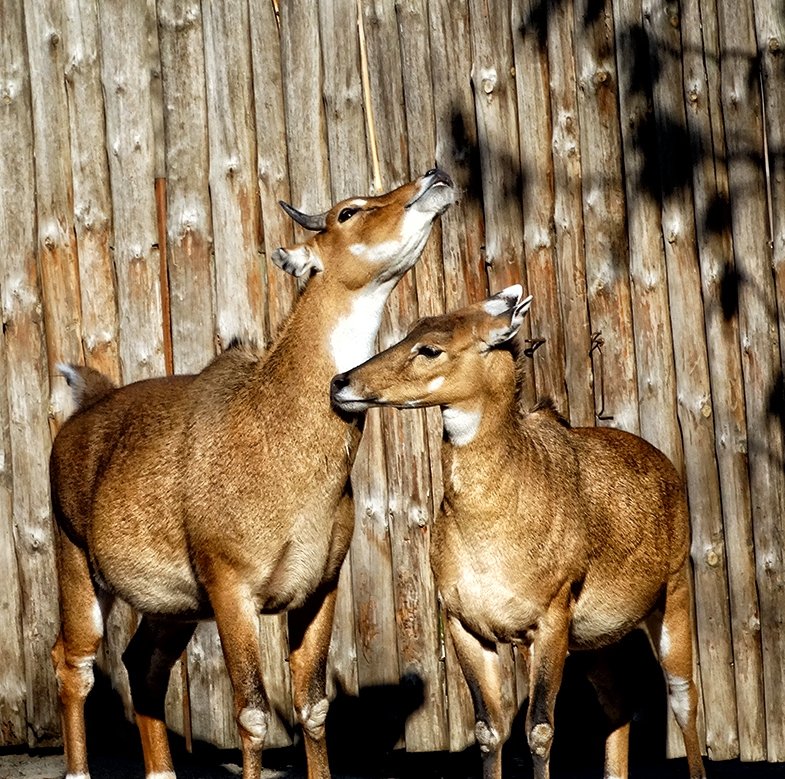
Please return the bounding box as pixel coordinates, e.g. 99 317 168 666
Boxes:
416 344 443 359
338 207 358 223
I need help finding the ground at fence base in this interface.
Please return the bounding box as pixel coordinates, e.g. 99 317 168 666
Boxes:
1 747 783 779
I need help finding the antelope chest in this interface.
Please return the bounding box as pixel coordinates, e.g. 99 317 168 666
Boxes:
433 531 552 644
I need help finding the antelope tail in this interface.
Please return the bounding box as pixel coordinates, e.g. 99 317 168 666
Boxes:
57 363 116 411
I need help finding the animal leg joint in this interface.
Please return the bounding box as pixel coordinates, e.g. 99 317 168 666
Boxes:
475 720 501 755
666 675 694 728
54 654 95 699
298 697 329 740
238 706 269 748
528 722 554 757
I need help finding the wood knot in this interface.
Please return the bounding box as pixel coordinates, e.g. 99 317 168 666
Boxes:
769 37 781 53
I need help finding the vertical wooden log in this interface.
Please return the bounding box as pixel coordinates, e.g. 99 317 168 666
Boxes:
644 0 738 759
203 0 264 350
63 0 121 382
428 0 487 311
513 0 570 415
0 327 27 746
753 0 785 374
280 0 331 231
683 0 766 760
24 0 85 430
573 0 639 435
717 0 785 761
545 0 594 428
316 0 366 704
0 0 59 743
467 0 526 294
609 0 680 465
157 0 215 374
426 0 483 748
611 0 687 754
466 0 527 732
249 0 297 339
361 0 446 751
396 1 449 751
99 0 166 381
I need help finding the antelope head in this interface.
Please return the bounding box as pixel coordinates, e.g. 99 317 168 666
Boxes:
272 168 455 289
330 285 533 418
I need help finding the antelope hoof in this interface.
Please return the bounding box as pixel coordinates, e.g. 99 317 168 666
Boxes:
528 722 554 757
298 697 329 740
238 706 269 748
475 720 500 755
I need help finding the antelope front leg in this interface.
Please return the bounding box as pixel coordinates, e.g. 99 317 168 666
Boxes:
209 575 270 779
584 648 633 779
526 593 570 779
448 616 508 779
288 584 338 779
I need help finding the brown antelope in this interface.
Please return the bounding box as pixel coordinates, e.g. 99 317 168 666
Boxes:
331 286 706 779
49 169 455 779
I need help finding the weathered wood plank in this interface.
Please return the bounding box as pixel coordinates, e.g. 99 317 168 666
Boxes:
63 0 121 383
717 0 785 761
573 0 640 435
610 0 680 465
157 0 215 374
202 0 264 349
513 0 570 414
426 0 483 748
753 0 785 392
0 0 59 743
0 320 27 746
316 0 366 704
643 0 738 759
280 0 331 236
99 0 166 381
396 0 449 750
24 0 84 429
428 0 487 312
361 0 446 751
544 0 594 428
249 0 297 340
683 0 766 760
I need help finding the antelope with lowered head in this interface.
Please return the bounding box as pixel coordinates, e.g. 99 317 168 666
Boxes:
331 286 705 779
49 169 454 779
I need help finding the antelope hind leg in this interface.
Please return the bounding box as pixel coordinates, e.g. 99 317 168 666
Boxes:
448 616 508 779
288 584 339 779
52 528 113 779
647 564 706 779
122 616 196 779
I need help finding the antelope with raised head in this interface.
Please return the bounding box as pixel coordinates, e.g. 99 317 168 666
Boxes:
331 286 706 779
49 169 454 779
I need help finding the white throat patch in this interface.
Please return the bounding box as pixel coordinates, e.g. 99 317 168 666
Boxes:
329 283 392 374
442 406 482 446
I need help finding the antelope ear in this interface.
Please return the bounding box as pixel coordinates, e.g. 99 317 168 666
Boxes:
271 244 324 278
482 287 533 347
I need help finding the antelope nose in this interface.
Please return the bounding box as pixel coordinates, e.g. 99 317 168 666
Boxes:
330 373 350 400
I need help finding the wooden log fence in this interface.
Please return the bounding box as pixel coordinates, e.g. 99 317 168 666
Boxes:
1 0 783 765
